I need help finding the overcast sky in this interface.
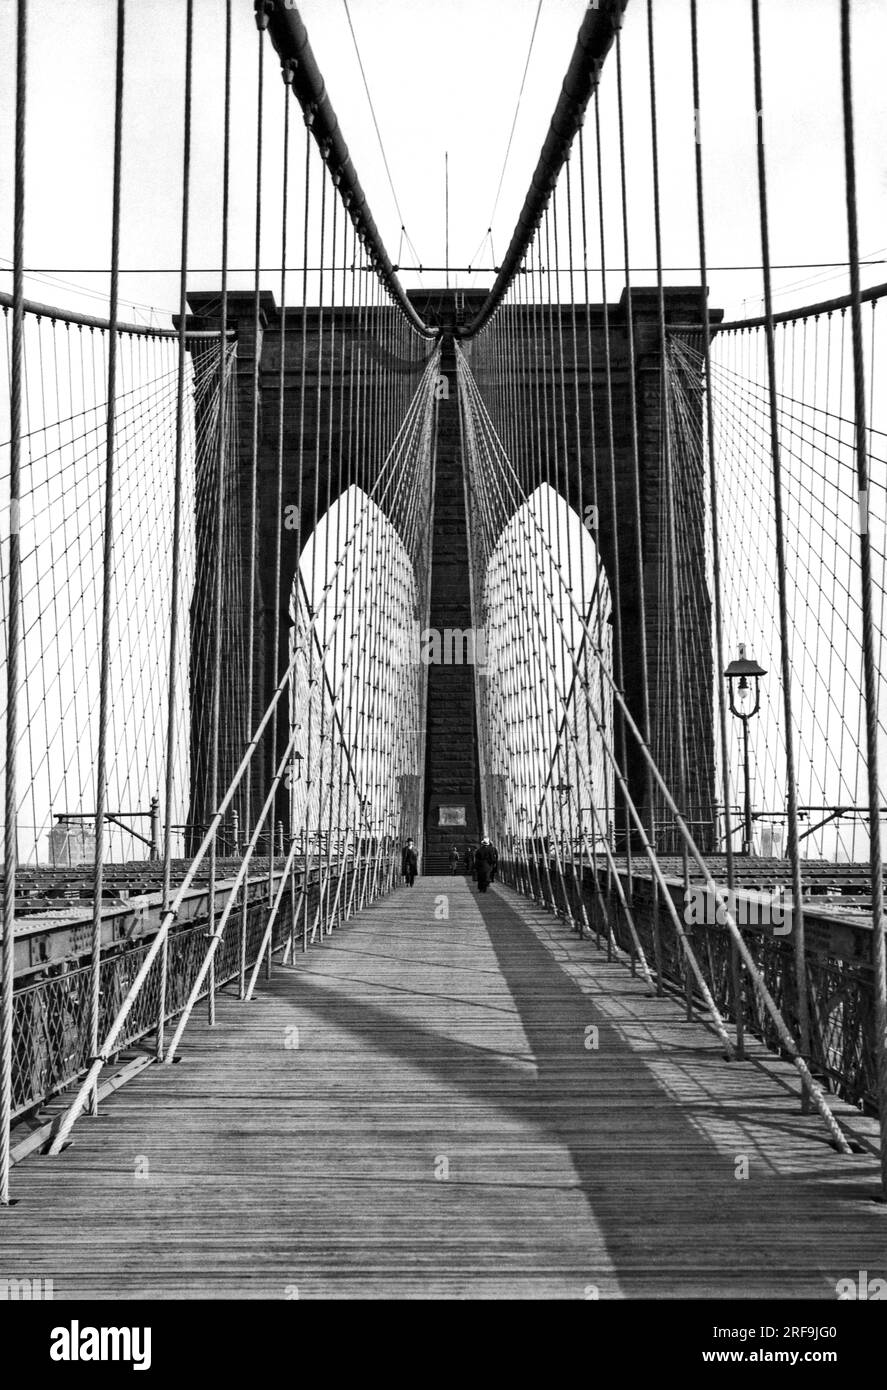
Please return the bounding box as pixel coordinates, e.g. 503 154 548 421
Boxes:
1 0 885 323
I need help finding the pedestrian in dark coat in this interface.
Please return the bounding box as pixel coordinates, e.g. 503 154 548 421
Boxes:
449 845 460 875
475 837 497 893
401 839 418 886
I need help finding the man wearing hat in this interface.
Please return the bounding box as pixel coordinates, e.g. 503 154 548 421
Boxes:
474 836 498 893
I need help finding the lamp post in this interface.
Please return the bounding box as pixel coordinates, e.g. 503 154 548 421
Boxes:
724 645 767 857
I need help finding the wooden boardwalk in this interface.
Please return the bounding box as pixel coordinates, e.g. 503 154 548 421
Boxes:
2 878 885 1299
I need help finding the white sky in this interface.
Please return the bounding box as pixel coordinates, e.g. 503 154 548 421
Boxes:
1 0 885 323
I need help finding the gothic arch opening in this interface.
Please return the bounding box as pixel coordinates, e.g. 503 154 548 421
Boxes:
287 485 425 857
478 483 614 859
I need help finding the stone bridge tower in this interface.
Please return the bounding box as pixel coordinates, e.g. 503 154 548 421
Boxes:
181 285 718 857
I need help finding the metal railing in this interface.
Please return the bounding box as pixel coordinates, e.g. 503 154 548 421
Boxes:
9 857 377 1124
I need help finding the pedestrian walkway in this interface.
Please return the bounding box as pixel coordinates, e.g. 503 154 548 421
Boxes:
1 878 883 1298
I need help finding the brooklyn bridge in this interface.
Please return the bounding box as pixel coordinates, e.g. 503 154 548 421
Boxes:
0 0 885 1302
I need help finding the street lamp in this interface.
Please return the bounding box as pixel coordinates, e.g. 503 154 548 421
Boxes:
724 644 767 857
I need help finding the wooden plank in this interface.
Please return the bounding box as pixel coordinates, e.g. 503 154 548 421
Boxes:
1 878 884 1299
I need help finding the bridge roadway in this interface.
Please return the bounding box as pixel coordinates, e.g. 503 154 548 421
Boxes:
2 878 884 1299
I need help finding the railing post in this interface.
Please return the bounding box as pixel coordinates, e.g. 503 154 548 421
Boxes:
149 795 160 860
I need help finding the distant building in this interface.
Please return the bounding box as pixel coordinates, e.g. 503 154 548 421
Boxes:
49 818 96 866
759 824 784 858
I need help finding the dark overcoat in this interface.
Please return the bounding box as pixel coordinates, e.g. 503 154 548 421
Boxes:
402 846 418 879
475 842 497 890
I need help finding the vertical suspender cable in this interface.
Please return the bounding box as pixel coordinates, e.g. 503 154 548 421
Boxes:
445 152 450 290
750 0 812 1101
240 18 266 999
159 0 194 1055
614 29 655 886
550 191 577 917
0 0 27 1204
592 96 633 947
541 208 570 915
330 205 349 926
268 68 291 963
306 156 327 920
317 168 334 922
645 0 684 991
565 155 595 937
298 124 311 950
207 0 233 1026
320 186 339 922
578 128 614 948
89 0 126 1116
839 0 887 1194
689 0 742 1053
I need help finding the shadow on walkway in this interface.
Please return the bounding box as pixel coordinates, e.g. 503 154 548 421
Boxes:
287 882 882 1296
